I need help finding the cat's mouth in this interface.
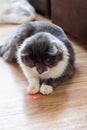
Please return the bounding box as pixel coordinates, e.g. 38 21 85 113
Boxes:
37 68 50 76
28 65 50 75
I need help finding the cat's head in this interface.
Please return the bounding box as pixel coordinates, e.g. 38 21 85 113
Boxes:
20 32 63 74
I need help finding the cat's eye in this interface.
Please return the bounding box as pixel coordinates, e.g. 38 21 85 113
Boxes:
45 58 51 65
46 59 50 62
21 55 35 67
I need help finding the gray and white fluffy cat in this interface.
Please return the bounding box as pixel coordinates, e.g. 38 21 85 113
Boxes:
0 21 75 95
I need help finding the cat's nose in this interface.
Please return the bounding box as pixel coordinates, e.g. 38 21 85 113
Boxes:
37 67 47 74
37 68 44 74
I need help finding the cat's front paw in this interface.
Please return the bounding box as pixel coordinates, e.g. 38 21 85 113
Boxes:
40 84 53 95
27 84 40 95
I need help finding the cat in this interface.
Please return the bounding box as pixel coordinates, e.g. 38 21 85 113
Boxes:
0 21 75 95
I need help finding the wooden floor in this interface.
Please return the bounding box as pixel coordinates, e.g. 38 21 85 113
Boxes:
0 15 87 130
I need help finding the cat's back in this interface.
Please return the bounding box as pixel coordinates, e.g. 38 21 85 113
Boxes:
29 21 68 42
17 21 74 59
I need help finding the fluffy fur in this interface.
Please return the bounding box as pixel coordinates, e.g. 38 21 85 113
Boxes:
0 21 75 95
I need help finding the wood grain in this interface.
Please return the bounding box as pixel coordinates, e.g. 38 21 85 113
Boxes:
0 16 87 130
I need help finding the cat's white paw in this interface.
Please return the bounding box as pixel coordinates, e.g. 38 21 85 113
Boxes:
40 84 53 95
27 84 40 95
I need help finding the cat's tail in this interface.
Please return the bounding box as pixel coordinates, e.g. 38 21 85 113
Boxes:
0 44 17 62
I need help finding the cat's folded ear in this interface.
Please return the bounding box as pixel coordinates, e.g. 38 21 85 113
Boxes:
48 44 62 56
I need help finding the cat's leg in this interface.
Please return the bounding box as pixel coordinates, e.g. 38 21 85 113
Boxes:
40 84 53 95
27 75 40 94
18 63 40 95
40 73 73 95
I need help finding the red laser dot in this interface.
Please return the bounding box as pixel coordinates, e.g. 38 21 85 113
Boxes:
32 96 38 100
